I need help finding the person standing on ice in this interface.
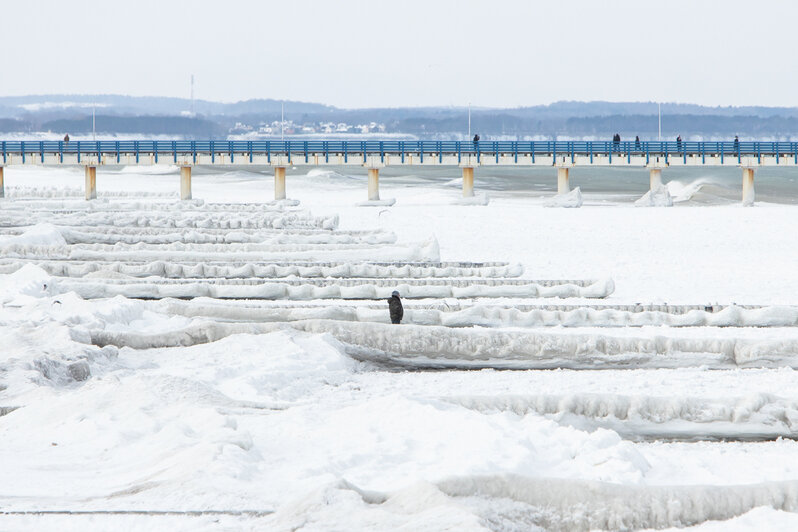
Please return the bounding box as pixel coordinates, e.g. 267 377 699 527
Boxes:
388 290 404 324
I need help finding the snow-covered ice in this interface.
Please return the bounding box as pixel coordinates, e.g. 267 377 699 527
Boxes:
2 165 798 531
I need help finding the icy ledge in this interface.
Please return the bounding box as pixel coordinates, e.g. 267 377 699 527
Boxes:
437 474 798 531
444 393 798 441
90 319 798 369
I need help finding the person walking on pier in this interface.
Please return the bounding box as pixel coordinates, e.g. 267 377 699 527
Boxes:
63 134 69 143
388 290 404 324
635 135 640 150
734 135 739 154
676 135 682 151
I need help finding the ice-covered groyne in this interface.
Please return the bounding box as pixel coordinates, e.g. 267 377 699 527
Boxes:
437 475 798 531
85 319 798 368
444 393 798 441
0 259 524 279
0 197 614 303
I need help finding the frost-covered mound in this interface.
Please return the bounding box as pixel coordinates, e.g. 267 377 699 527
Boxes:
0 263 53 304
635 183 674 207
545 187 583 208
0 223 67 248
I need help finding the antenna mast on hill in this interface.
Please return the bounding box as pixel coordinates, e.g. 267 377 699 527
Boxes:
467 102 471 139
190 74 195 116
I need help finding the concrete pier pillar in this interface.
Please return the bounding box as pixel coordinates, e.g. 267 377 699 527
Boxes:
742 167 755 206
649 168 663 190
274 166 286 200
0 167 4 198
368 168 380 201
84 166 97 200
462 167 474 197
557 167 570 194
180 166 192 200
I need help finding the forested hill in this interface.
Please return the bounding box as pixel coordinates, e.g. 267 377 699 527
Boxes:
1 95 797 139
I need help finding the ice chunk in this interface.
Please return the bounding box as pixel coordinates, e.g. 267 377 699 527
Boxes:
545 187 582 208
636 184 674 207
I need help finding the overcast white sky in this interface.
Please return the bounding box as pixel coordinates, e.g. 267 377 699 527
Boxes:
5 0 798 108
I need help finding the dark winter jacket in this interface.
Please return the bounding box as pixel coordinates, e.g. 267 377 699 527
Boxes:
388 295 404 324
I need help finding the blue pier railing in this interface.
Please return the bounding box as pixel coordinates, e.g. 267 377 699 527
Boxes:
1 140 797 164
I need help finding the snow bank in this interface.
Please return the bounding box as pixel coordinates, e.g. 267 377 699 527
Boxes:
0 264 52 303
635 184 674 207
545 187 583 208
119 330 359 404
264 480 485 532
0 373 264 509
0 224 66 248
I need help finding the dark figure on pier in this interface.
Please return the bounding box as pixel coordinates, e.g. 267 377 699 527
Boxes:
473 134 480 143
388 290 404 325
63 134 69 143
676 135 682 150
734 135 739 153
635 136 640 149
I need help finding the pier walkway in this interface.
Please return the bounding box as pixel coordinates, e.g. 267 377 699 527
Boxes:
0 140 792 204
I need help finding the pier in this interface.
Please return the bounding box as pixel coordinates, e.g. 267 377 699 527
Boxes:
1 140 794 204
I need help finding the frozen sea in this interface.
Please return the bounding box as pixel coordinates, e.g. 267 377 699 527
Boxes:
2 163 798 531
